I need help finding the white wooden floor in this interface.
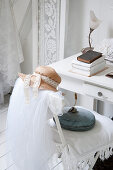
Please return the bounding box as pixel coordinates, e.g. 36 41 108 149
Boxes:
0 96 18 170
0 97 63 170
0 106 63 170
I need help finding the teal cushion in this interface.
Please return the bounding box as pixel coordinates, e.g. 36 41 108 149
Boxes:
58 107 95 131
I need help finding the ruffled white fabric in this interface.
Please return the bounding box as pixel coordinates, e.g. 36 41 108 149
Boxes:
0 0 24 103
7 78 64 170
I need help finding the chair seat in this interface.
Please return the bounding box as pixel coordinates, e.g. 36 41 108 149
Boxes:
51 106 113 166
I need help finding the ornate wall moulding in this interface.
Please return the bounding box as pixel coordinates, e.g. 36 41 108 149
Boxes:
39 0 60 65
32 0 60 66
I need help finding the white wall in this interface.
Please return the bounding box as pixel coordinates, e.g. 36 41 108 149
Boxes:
65 0 113 57
64 0 85 57
64 0 113 115
82 0 113 48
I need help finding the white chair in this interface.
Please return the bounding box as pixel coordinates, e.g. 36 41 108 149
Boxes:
50 106 113 170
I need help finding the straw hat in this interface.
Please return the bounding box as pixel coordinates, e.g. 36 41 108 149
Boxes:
19 66 61 92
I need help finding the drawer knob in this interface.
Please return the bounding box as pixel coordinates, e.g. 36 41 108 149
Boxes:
98 92 103 97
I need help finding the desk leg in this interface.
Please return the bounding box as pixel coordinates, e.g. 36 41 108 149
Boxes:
74 93 77 105
93 99 98 112
61 90 96 111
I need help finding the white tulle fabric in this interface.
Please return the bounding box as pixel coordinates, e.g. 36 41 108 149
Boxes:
0 0 24 103
7 78 63 170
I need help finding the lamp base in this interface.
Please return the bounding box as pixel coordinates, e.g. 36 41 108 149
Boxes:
81 47 94 54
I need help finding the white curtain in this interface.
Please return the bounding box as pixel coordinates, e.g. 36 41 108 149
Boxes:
0 0 24 104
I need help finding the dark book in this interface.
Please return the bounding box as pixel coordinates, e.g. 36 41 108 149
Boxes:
77 50 102 64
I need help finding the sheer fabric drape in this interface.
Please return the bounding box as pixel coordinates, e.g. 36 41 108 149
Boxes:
7 78 63 170
0 0 24 104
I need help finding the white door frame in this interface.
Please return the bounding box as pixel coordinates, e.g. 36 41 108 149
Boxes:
59 0 69 60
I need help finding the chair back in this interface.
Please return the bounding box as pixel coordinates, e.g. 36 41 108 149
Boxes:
48 93 67 150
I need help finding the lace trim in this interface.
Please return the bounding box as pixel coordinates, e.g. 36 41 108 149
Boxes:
23 73 58 103
24 75 31 104
33 73 59 88
32 74 41 97
56 143 113 170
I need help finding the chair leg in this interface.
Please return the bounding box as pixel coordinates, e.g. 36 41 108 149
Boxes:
89 152 99 170
51 160 62 170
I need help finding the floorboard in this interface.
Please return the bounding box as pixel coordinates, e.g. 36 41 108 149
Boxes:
0 142 9 158
0 112 7 133
0 153 14 170
0 103 8 170
0 131 6 145
7 164 17 170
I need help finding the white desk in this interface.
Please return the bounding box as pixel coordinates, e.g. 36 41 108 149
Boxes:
51 53 113 110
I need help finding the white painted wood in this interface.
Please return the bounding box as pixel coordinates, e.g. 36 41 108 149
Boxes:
59 0 69 60
50 53 113 111
0 108 8 170
54 114 66 148
51 53 113 91
0 131 6 145
32 0 39 70
0 153 14 170
0 108 8 115
7 164 18 170
0 142 8 158
0 112 7 133
39 0 61 65
0 99 11 170
83 83 113 103
89 152 100 170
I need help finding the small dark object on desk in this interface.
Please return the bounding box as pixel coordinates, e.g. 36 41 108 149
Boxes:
106 72 113 79
81 47 94 54
68 107 77 113
77 50 102 64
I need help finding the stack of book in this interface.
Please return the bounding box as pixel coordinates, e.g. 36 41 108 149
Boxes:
71 50 106 76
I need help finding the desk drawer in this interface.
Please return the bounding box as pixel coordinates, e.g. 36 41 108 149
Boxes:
83 83 113 102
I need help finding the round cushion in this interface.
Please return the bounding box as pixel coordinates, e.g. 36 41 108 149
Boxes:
58 107 95 131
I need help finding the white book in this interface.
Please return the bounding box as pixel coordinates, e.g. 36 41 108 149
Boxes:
72 55 105 68
71 61 105 76
72 61 106 71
